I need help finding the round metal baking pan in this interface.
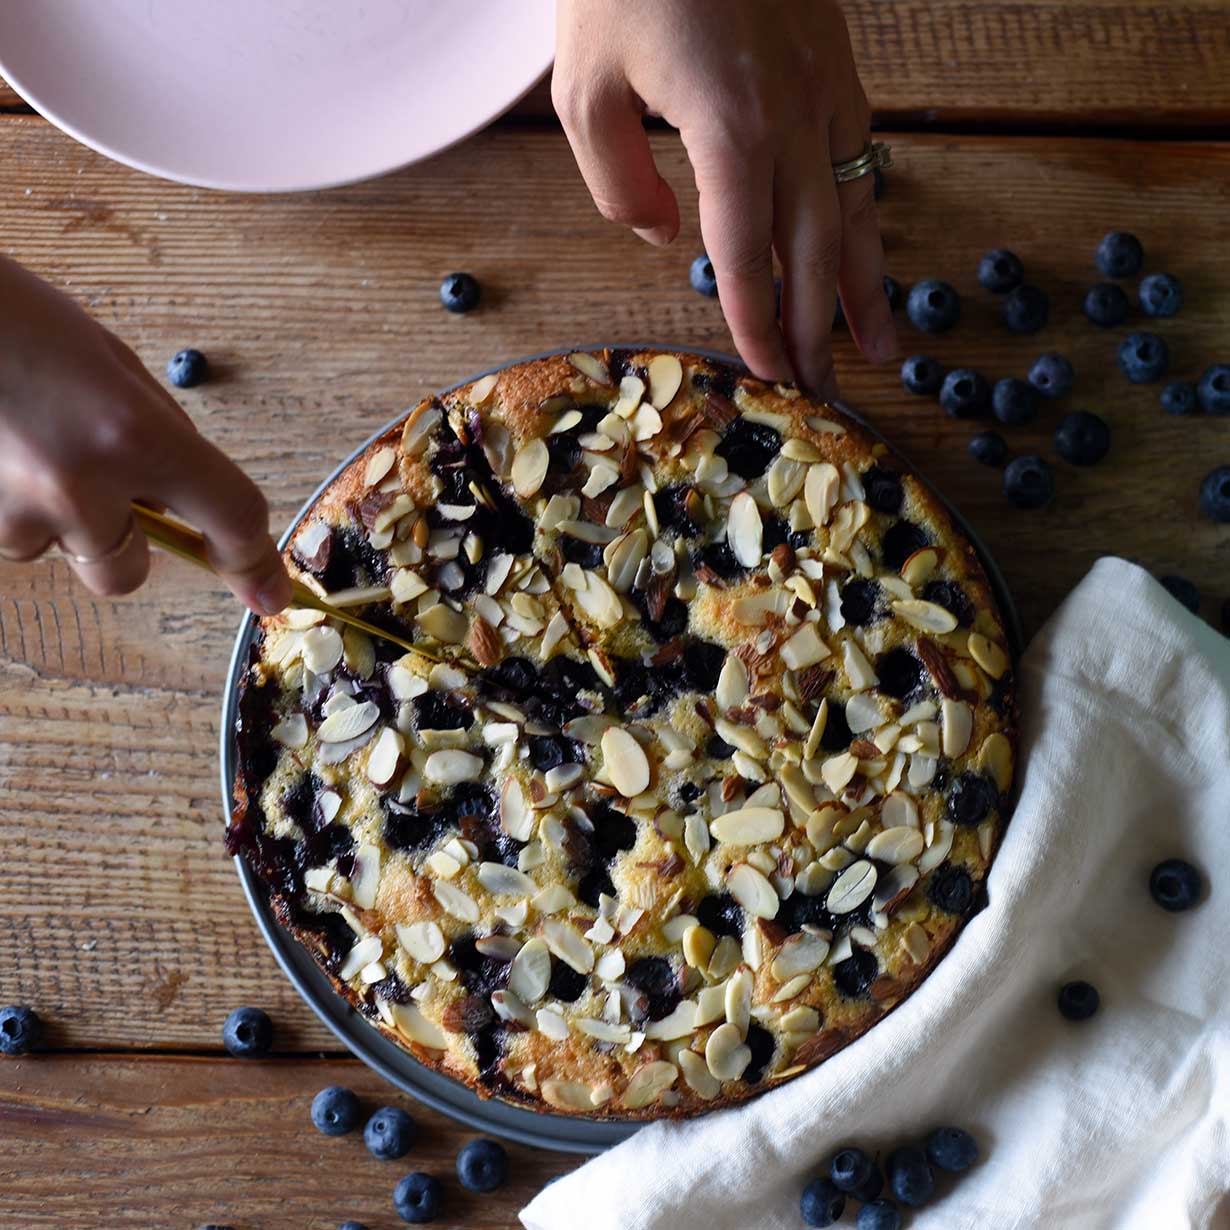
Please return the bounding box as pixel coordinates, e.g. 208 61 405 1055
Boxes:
220 345 1022 1156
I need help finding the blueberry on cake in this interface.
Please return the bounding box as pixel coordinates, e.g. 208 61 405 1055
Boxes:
228 348 1017 1118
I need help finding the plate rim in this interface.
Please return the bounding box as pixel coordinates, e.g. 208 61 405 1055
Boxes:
219 343 1023 1154
0 12 555 193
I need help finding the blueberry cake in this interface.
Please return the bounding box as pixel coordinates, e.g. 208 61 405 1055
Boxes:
228 349 1017 1118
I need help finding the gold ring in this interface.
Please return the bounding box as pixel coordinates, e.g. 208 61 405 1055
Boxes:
833 140 893 184
58 517 136 566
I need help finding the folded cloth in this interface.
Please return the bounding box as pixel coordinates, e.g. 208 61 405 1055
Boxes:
521 559 1230 1230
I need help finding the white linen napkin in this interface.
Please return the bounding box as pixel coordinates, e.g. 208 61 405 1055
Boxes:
521 558 1230 1230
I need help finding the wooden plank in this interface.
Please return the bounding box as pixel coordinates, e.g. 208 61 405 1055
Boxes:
0 1053 577 1229
4 2 1230 125
0 120 1227 1054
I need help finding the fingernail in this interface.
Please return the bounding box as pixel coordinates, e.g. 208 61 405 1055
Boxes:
255 578 291 616
868 321 900 364
633 224 675 247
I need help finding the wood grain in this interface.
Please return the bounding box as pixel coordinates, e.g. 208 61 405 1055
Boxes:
4 2 1230 126
0 1053 576 1229
0 121 1228 1054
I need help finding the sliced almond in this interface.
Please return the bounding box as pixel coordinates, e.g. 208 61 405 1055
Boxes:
767 455 807 507
826 859 878 914
396 920 446 965
711 807 785 846
499 776 534 841
644 1000 699 1040
781 622 830 671
302 625 344 675
805 414 846 436
873 863 919 914
968 632 1010 679
727 491 764 568
727 862 780 919
705 1022 752 1081
715 654 750 713
339 934 384 981
400 403 442 457
804 462 840 528
389 1001 446 1050
541 918 595 974
576 1018 631 1044
842 638 879 691
678 1048 721 1100
976 732 1014 792
417 602 469 644
901 545 942 587
941 699 973 758
820 751 859 795
366 727 404 786
892 599 959 635
272 714 308 749
541 1079 596 1111
568 351 611 385
601 727 650 797
770 932 830 981
318 700 380 744
433 880 479 922
881 792 919 829
916 821 954 873
476 862 536 897
509 937 552 1003
647 354 684 409
607 529 649 593
845 692 883 735
866 826 925 865
682 924 717 974
511 437 550 497
621 1060 678 1109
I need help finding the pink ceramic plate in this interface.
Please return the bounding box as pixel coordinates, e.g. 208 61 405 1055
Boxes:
0 0 555 192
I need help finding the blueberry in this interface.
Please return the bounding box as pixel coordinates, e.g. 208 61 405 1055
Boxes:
833 949 879 998
1197 364 1230 414
1028 352 1074 400
1159 574 1200 613
928 864 974 914
1199 466 1230 522
939 369 989 418
852 1163 885 1203
456 1138 508 1193
1138 272 1183 318
167 348 209 388
1150 859 1203 912
439 272 480 313
925 1126 979 1172
1083 283 1129 327
393 1172 442 1223
876 647 923 699
991 377 1039 427
906 279 961 333
1058 979 1100 1021
1118 332 1169 383
829 1146 873 1192
365 1106 416 1160
339 1223 367 1230
883 275 904 312
901 354 944 396
221 1006 272 1058
1002 284 1049 333
887 1145 934 1207
311 1085 362 1136
862 467 904 515
0 1005 40 1056
1003 454 1056 509
969 430 1007 467
690 254 718 297
840 578 881 626
1096 231 1143 278
857 1201 903 1230
1161 381 1197 416
977 248 1024 293
800 1177 846 1227
1054 411 1110 466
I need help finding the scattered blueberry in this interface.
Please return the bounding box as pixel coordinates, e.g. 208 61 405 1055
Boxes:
0 1006 40 1056
887 1145 934 1207
1158 574 1200 613
221 1006 272 1059
1057 980 1100 1022
969 430 1008 467
439 272 480 313
1199 466 1230 522
883 275 904 312
901 354 944 396
1096 231 1144 278
991 377 1039 426
1150 859 1203 912
339 1223 368 1230
393 1172 442 1224
939 369 990 418
1083 283 1129 328
1117 332 1169 383
1197 364 1230 415
456 1138 508 1193
1028 352 1074 400
365 1106 416 1161
311 1085 362 1136
829 1146 874 1193
925 1126 980 1173
977 248 1024 293
800 1177 846 1227
1161 381 1197 416
906 279 961 334
852 1164 885 1203
1138 272 1183 318
1003 454 1056 509
167 348 209 388
1053 411 1110 466
1002 284 1049 333
690 254 718 297
857 1201 903 1230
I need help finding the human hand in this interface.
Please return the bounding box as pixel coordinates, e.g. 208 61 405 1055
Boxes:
0 256 289 613
553 0 894 398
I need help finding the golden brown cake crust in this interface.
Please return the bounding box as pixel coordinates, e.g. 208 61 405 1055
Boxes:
228 348 1017 1120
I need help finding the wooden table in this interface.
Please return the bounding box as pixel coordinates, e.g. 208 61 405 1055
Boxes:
1 6 1227 1227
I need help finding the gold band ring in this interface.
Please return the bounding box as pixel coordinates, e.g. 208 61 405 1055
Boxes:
833 140 893 184
58 517 136 566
